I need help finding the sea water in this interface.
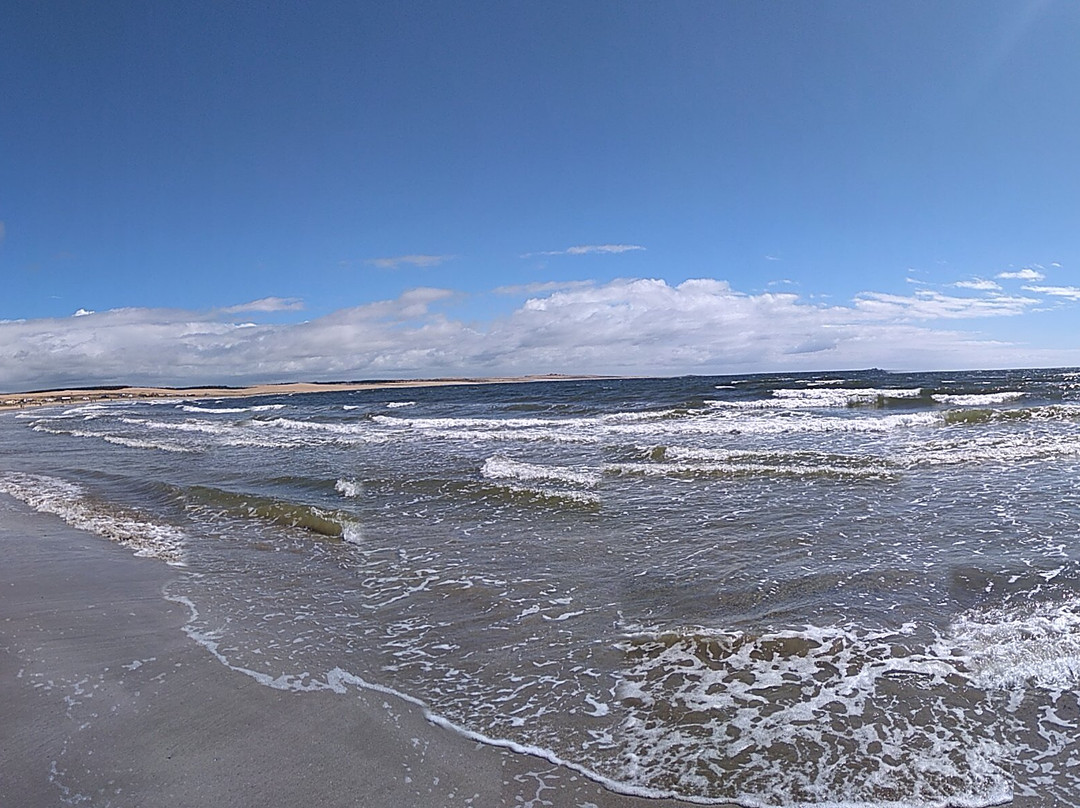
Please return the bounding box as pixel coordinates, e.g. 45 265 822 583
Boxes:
4 368 1080 806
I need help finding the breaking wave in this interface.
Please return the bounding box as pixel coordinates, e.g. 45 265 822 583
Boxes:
0 472 186 564
181 485 354 539
481 456 601 487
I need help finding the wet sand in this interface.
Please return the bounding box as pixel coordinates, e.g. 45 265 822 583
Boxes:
0 375 610 412
0 495 693 808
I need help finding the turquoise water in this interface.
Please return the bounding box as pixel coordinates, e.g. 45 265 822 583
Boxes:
4 369 1080 806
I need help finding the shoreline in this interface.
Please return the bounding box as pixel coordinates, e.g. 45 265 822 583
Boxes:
0 494 696 808
0 375 614 412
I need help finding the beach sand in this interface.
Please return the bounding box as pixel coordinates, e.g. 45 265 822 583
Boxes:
0 495 695 808
0 376 609 412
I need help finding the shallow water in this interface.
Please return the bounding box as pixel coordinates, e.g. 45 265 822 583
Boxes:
5 369 1080 806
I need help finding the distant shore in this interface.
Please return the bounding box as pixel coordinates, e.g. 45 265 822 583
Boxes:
0 374 610 412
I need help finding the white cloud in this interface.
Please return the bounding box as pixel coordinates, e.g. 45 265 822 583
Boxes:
1 278 1077 392
1023 285 1080 301
998 268 1045 281
73 308 95 317
493 281 594 296
221 297 304 314
483 279 1057 373
953 279 1001 291
853 290 1037 320
566 244 644 255
0 290 459 391
367 254 453 270
522 244 646 258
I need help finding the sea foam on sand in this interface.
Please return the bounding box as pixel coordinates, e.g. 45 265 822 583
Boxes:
0 493 684 808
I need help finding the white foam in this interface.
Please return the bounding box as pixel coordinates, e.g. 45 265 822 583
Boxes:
180 405 253 414
341 521 364 545
899 432 1080 467
613 622 1013 806
60 402 115 418
128 417 233 434
689 410 944 436
0 472 186 564
598 409 685 423
371 408 945 445
481 456 600 487
164 592 706 805
98 435 195 453
98 415 392 449
374 414 572 431
951 598 1080 691
256 417 389 442
498 483 601 507
606 461 896 480
932 392 1025 406
607 446 897 479
660 446 895 478
370 414 596 444
30 424 195 453
712 387 924 410
179 403 285 414
335 478 363 498
386 401 416 409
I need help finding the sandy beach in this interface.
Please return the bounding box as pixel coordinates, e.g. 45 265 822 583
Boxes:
0 376 607 412
0 494 694 808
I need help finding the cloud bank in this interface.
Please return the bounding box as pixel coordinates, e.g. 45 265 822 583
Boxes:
1 277 1076 392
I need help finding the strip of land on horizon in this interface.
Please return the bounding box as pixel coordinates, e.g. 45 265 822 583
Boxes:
0 374 613 411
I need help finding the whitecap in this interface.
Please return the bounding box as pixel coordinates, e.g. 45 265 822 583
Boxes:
481 456 600 487
932 392 1026 406
335 478 363 498
712 387 924 409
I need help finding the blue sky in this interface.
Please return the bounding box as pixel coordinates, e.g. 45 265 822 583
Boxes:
3 1 1080 390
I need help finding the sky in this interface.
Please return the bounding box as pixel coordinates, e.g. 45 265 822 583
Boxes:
3 0 1080 391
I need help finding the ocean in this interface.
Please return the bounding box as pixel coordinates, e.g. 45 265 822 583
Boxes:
3 368 1080 807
